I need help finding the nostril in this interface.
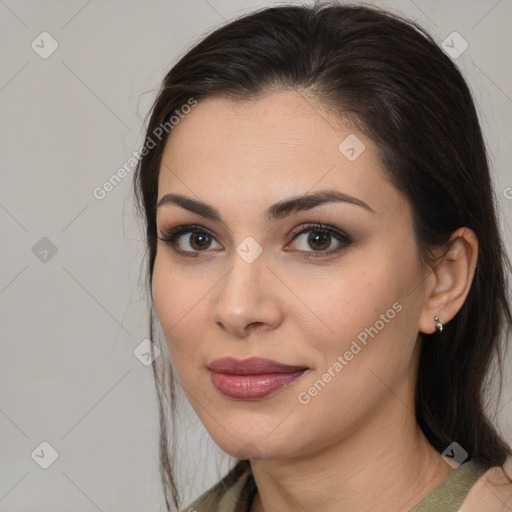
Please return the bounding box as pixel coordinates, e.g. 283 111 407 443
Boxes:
246 321 265 332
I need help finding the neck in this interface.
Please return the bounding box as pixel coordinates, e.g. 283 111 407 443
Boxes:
249 380 453 512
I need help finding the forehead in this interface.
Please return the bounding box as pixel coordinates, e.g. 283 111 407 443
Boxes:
157 90 405 220
163 90 354 170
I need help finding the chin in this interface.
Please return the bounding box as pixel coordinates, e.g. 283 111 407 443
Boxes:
210 425 307 461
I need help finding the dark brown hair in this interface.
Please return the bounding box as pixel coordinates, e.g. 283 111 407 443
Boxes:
132 2 512 509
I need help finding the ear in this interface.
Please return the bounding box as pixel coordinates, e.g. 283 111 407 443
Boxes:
418 227 478 335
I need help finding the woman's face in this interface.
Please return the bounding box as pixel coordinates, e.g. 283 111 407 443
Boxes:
152 90 431 460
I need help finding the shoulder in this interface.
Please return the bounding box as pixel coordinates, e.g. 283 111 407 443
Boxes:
180 461 255 512
459 456 512 512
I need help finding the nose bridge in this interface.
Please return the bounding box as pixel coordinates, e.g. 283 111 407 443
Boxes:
218 245 265 312
223 232 266 293
211 243 282 334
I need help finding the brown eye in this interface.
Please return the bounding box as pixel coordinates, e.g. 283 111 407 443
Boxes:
286 223 352 257
188 232 212 250
306 231 331 251
157 225 222 256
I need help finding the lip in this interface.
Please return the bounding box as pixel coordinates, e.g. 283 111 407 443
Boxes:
208 357 308 374
208 357 309 400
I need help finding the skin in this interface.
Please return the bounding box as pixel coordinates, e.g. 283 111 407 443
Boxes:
151 89 479 512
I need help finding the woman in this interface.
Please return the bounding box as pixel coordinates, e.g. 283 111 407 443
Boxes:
133 2 512 511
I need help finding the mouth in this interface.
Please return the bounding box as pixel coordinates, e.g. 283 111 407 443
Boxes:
208 357 309 400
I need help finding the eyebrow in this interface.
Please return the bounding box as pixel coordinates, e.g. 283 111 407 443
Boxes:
156 189 376 222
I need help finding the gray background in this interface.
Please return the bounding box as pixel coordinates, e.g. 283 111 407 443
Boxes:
1 0 511 510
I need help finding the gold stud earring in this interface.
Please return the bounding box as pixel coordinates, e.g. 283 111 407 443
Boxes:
434 316 444 333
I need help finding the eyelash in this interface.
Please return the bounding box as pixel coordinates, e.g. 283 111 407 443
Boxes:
157 222 353 259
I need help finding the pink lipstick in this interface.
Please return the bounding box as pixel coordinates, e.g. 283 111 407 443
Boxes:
208 357 308 400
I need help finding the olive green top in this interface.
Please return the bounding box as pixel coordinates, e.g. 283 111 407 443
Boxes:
181 459 487 512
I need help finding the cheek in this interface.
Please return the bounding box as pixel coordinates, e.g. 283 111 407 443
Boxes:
292 279 419 442
310 282 409 377
151 256 208 374
297 250 422 378
287 259 405 341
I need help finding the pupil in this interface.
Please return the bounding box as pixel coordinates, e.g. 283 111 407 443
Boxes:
308 231 330 250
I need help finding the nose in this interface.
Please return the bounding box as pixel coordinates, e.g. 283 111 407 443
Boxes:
211 249 283 337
